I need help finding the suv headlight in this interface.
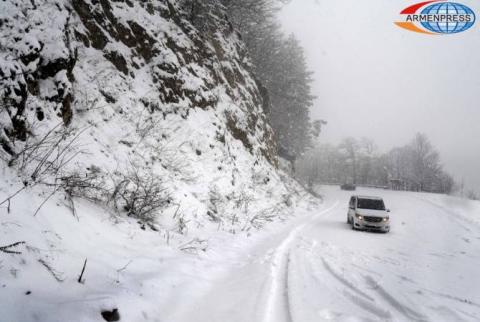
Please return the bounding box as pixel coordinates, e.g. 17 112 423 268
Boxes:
355 213 363 220
383 216 389 222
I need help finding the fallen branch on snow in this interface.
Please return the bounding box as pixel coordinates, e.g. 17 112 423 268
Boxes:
0 241 26 254
78 258 87 284
38 258 65 282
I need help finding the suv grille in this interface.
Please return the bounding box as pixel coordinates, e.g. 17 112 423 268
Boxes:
364 216 383 223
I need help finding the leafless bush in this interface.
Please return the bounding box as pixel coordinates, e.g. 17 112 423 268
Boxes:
247 209 277 230
111 167 171 222
8 123 86 184
59 166 108 203
1 123 172 223
135 111 161 142
242 198 292 231
233 190 254 213
59 166 171 223
0 123 87 214
131 114 197 183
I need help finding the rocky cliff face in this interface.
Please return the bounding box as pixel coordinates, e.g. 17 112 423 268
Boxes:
0 0 300 234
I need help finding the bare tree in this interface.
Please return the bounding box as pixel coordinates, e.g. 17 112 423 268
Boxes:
410 133 441 192
339 137 360 184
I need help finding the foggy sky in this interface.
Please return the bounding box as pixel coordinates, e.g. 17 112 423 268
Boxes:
279 0 480 193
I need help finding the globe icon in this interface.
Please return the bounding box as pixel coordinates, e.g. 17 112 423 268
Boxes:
420 2 476 34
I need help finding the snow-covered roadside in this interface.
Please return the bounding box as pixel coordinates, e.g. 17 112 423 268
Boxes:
160 198 330 322
0 163 319 322
3 180 480 322
157 186 480 322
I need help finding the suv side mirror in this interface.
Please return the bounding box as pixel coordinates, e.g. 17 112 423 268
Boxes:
386 209 391 213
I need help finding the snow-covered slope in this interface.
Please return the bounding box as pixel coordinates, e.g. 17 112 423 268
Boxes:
0 0 302 233
0 1 311 320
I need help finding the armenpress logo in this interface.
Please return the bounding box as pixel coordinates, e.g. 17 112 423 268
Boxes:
395 1 476 34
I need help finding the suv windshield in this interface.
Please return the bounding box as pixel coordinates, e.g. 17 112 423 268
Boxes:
357 198 385 210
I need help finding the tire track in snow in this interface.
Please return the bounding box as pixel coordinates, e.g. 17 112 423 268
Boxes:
306 253 392 320
321 258 375 302
365 275 428 321
262 201 339 322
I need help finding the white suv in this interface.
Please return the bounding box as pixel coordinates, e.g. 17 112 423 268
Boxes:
347 195 390 233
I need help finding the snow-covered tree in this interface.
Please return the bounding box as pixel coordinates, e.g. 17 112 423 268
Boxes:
222 0 317 158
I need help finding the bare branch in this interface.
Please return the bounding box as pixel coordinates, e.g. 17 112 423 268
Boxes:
0 241 26 254
78 258 87 284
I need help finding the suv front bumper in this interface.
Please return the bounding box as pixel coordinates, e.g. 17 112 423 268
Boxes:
354 219 390 232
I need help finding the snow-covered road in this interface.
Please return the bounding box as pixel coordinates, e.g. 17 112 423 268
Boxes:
163 186 480 322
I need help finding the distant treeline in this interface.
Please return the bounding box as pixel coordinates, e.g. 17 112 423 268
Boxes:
296 133 456 194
